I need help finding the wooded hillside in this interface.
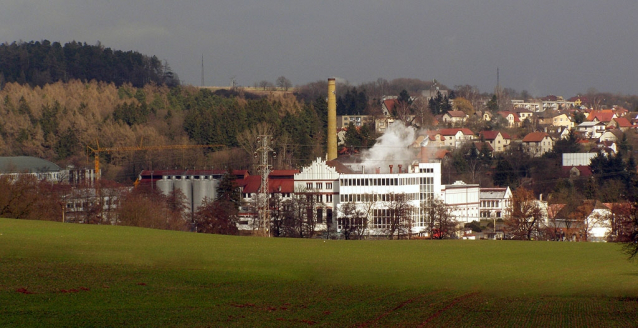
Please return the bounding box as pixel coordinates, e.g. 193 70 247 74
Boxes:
0 81 327 182
0 40 179 88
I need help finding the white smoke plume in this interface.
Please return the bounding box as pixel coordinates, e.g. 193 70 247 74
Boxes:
361 121 418 173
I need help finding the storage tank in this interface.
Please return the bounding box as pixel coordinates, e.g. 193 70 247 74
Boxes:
193 178 212 211
174 177 193 212
210 178 219 202
156 177 174 196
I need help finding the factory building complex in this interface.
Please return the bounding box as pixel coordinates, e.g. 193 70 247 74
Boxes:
136 155 511 237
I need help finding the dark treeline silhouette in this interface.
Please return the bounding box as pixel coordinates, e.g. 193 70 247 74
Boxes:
0 40 179 88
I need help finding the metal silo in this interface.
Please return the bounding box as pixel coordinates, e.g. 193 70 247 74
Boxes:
156 176 174 196
192 177 208 212
174 176 193 213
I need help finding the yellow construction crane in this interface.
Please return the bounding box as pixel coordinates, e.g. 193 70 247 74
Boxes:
87 141 224 180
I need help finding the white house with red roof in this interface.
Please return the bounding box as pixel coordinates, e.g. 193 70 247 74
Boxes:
607 117 633 131
497 111 521 127
381 98 397 116
587 110 616 123
436 128 475 148
479 131 511 153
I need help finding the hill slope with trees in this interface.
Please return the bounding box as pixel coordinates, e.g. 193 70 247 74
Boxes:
0 40 179 88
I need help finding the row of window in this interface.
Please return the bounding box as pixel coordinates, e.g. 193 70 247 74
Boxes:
307 194 333 203
306 182 333 190
480 200 502 208
480 210 502 218
340 193 419 203
340 176 434 187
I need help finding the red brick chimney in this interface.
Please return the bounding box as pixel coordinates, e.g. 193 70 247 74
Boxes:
389 165 393 173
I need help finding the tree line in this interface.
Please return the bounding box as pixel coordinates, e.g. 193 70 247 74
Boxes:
0 40 179 88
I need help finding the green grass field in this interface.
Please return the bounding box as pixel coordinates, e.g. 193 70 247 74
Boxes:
1 218 637 327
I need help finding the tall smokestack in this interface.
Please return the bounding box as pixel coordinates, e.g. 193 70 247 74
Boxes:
327 78 337 161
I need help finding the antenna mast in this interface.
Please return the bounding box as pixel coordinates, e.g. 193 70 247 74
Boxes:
496 67 500 110
255 135 276 237
201 55 204 87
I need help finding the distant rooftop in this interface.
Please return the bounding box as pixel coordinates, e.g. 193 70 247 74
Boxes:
0 156 60 173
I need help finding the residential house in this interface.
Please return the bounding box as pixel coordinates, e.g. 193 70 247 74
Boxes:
587 110 616 123
441 110 467 125
512 101 541 112
577 121 606 139
497 111 521 127
552 113 574 129
513 108 534 122
381 98 397 116
374 116 396 134
437 128 475 148
521 132 554 157
482 111 493 122
479 131 511 153
599 129 623 143
337 115 374 129
552 201 612 242
607 117 632 131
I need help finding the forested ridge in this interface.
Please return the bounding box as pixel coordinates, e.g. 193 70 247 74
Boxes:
0 40 179 88
0 80 327 182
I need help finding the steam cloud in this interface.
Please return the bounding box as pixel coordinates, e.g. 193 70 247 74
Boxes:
361 121 418 173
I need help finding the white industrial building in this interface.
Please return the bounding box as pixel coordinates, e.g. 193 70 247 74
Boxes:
479 187 512 219
441 181 480 223
336 161 442 236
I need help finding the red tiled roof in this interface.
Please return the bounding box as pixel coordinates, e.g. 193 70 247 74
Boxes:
498 111 521 122
474 141 493 151
612 117 632 127
383 99 397 113
438 128 474 136
522 132 550 142
269 170 300 177
561 165 593 177
587 110 615 122
446 110 467 117
479 130 500 140
239 175 295 193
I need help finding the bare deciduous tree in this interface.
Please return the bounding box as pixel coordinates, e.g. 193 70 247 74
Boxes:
276 76 292 91
504 187 543 240
422 197 458 239
384 193 414 239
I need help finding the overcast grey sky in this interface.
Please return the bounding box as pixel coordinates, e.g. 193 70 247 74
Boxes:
2 1 637 97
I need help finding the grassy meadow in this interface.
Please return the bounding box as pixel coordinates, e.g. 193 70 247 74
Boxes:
1 218 637 326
